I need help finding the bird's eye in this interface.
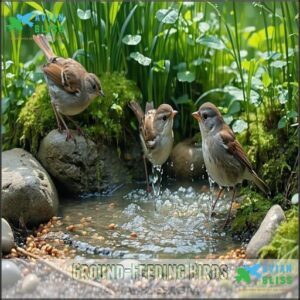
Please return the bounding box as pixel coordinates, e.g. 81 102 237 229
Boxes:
202 113 208 120
163 115 167 121
92 84 96 90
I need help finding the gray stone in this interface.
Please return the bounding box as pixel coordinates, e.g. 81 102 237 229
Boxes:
246 204 286 258
2 148 59 226
2 260 22 289
37 129 130 194
21 274 40 293
168 138 206 180
2 218 15 254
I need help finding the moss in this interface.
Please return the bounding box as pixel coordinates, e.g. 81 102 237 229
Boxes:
230 189 272 236
80 72 142 142
13 72 142 155
259 207 299 259
13 84 55 155
237 117 298 198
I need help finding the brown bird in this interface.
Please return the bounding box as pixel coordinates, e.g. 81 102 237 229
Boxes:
33 34 104 140
192 102 269 227
129 101 177 191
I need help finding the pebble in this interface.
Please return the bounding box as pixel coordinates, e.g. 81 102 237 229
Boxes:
2 218 15 254
2 260 22 289
108 223 116 230
21 274 40 292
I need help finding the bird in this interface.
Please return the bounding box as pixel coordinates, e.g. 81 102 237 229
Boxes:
192 102 269 227
33 34 104 140
129 101 177 191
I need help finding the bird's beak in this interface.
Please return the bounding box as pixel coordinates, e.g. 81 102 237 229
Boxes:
192 111 201 122
99 90 105 97
172 110 178 118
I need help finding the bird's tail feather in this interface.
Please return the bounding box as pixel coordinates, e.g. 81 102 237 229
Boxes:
128 101 144 125
33 34 55 61
251 171 270 195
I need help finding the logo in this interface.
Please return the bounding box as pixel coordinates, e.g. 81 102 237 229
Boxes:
235 262 293 286
6 11 65 34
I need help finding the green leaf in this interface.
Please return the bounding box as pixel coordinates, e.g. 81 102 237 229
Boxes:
122 35 141 45
174 94 191 105
109 2 121 24
177 71 195 83
278 116 287 129
279 89 288 104
286 111 298 118
130 52 151 66
196 36 226 50
262 72 272 88
232 119 248 133
53 2 64 16
25 2 43 12
227 101 241 115
270 60 287 68
224 115 233 125
199 22 210 33
224 86 244 101
156 8 179 24
77 9 91 20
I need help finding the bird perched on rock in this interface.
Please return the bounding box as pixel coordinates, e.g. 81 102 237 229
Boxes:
33 34 104 140
129 101 177 191
192 102 269 227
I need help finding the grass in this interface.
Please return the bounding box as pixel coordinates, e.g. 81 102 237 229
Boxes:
2 1 298 146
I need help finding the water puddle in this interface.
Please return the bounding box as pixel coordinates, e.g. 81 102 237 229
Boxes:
53 183 239 259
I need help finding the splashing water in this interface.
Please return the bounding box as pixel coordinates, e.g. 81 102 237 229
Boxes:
150 164 163 197
50 183 238 259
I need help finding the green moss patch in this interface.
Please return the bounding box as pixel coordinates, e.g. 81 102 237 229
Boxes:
230 189 272 237
259 207 299 259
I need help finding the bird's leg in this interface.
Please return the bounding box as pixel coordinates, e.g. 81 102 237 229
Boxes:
222 187 236 229
143 155 152 193
65 115 86 137
212 187 224 211
51 102 63 132
56 112 75 142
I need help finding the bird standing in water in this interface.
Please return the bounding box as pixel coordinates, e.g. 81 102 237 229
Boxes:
129 101 177 192
192 102 269 227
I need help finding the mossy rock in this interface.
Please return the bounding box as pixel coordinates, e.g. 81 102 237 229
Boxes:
13 84 55 155
80 72 142 142
237 117 298 198
230 189 272 237
259 207 299 259
13 72 142 155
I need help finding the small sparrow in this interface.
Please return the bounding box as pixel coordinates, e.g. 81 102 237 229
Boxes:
33 35 104 140
192 102 269 227
129 101 177 191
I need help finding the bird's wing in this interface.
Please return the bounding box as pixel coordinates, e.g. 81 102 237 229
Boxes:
219 124 253 171
142 111 157 150
42 59 84 94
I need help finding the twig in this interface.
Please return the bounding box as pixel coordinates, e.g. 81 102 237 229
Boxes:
16 247 115 296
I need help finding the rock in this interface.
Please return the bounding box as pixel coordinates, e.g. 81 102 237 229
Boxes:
2 218 15 254
21 274 40 293
291 193 298 205
38 130 130 195
246 204 286 258
2 260 22 289
2 148 59 226
167 138 206 180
